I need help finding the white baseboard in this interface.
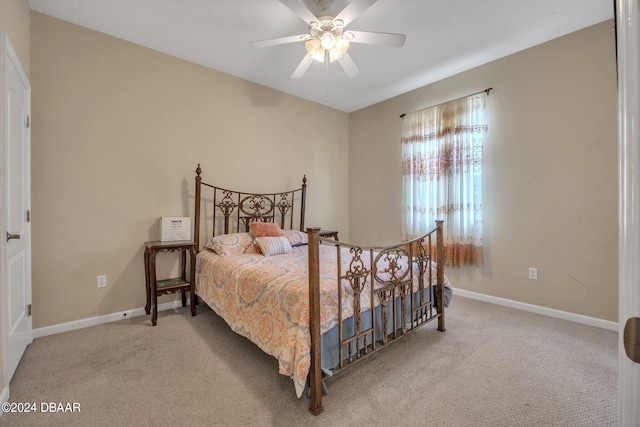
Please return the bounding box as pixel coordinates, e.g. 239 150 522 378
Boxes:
33 300 190 339
453 288 618 331
32 290 618 340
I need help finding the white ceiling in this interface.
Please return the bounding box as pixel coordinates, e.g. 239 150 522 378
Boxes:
28 0 613 113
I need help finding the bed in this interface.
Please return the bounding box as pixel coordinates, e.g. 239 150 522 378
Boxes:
192 164 452 414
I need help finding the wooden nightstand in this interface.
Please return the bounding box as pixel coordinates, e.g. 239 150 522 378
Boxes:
319 230 339 241
143 240 197 326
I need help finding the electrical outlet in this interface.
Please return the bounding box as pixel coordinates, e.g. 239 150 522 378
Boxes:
528 268 538 280
97 275 107 288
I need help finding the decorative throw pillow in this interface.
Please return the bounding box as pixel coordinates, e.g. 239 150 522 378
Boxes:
249 221 284 238
205 233 257 256
254 236 292 256
283 229 308 246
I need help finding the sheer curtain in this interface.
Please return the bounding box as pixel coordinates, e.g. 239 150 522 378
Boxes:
401 93 487 266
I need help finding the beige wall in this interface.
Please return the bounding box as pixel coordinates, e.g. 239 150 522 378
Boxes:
0 0 30 392
0 0 30 77
349 21 618 321
30 12 349 328
29 11 618 328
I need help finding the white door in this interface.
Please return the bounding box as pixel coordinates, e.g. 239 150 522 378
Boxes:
617 0 640 425
1 33 32 383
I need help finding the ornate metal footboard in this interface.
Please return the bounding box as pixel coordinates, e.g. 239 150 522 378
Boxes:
306 223 445 415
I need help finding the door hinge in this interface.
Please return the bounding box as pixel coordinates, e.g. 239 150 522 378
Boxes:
26 210 30 222
26 115 30 128
27 304 31 317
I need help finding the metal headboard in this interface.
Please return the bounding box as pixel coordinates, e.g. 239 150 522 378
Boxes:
193 164 307 251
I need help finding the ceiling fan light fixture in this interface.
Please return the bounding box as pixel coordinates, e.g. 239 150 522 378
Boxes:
306 34 349 63
328 48 341 62
320 31 336 50
306 30 350 63
305 37 321 55
305 37 325 62
335 36 349 54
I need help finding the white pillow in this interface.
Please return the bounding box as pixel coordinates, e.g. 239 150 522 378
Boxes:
283 229 308 246
204 233 257 256
254 236 292 256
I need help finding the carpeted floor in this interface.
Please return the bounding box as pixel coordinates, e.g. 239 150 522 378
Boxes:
0 296 617 426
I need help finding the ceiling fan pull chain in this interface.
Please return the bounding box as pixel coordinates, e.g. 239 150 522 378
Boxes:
325 50 330 102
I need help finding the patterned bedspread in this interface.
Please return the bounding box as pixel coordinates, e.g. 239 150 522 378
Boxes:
195 244 450 397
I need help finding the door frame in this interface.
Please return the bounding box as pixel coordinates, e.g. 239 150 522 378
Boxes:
617 0 640 425
1 32 32 388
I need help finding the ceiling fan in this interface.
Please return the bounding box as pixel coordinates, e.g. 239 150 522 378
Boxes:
249 0 406 79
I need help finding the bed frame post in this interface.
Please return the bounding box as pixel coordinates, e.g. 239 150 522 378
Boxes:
194 164 202 251
306 227 323 415
300 176 307 231
436 220 445 332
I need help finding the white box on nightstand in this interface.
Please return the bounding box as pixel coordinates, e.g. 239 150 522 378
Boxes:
159 217 191 241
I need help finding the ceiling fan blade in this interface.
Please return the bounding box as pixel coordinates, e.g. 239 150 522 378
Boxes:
249 34 311 48
334 0 378 26
338 52 360 78
347 30 406 47
279 0 319 25
291 53 314 79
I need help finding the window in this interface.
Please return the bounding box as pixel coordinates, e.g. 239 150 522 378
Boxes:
401 92 488 266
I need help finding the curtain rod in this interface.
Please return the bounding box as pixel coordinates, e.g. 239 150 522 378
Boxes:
399 87 493 118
